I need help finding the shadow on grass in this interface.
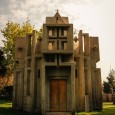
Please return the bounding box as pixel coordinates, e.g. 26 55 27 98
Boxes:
0 107 41 115
0 100 40 115
0 100 11 104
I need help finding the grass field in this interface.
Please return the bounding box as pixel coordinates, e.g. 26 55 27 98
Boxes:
76 102 115 115
0 100 115 115
0 100 37 115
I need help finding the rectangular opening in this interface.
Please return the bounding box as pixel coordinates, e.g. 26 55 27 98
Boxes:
48 28 57 37
17 47 23 51
61 41 67 50
49 29 52 36
61 54 72 62
75 70 77 78
61 55 67 62
48 41 56 50
38 70 40 78
60 28 67 36
64 42 67 50
52 28 57 36
44 54 55 62
64 30 67 36
48 42 53 50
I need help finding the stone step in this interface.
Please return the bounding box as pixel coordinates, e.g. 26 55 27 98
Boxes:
45 112 72 115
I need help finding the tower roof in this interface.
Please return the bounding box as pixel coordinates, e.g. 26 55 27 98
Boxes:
46 11 69 24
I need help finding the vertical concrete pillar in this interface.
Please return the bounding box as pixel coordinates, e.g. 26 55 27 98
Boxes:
12 71 17 108
15 60 25 109
79 30 83 54
32 30 37 54
68 24 73 50
84 33 89 55
90 36 102 110
24 59 27 93
84 33 93 111
26 34 32 56
75 69 79 112
31 57 37 109
85 68 92 112
43 24 48 51
77 30 85 111
85 95 89 112
31 31 37 109
95 68 102 110
71 65 75 112
78 56 85 111
90 59 96 110
19 71 21 108
41 63 46 114
19 70 24 109
16 70 23 109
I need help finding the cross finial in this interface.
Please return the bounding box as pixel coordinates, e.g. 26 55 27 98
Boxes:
55 9 59 12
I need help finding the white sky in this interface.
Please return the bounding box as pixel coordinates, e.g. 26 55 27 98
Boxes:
0 0 115 81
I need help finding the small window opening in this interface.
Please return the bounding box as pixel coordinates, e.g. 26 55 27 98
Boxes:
17 47 23 51
61 54 71 62
27 59 31 67
48 42 53 50
61 28 67 36
15 61 19 64
75 70 77 78
61 28 64 36
38 70 40 78
49 29 52 36
57 17 58 20
45 55 55 62
61 55 67 62
61 41 67 50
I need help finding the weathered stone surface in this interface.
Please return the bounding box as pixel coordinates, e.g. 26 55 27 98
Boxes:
13 11 102 115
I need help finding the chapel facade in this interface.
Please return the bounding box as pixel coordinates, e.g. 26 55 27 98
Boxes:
13 11 102 115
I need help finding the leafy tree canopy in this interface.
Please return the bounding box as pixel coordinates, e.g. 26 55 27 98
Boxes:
103 69 115 94
0 48 8 76
103 81 111 94
1 19 36 75
107 69 115 86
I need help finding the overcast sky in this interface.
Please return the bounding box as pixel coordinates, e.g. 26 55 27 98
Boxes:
0 0 115 81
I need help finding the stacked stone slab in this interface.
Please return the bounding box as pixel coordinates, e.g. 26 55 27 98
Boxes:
13 12 102 115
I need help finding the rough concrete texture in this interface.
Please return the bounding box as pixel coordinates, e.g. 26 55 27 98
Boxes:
13 11 102 115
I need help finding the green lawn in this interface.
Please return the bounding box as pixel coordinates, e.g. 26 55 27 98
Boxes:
76 102 115 115
0 100 37 115
0 100 115 115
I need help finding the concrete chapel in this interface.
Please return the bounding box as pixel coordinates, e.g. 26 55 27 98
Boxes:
13 11 102 115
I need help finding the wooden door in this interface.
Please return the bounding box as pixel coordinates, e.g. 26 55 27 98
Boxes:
50 79 67 111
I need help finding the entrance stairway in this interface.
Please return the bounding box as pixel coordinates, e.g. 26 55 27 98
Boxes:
45 112 72 115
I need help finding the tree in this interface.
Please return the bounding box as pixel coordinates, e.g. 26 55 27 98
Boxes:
0 47 7 76
1 19 34 75
103 69 115 94
103 81 111 94
107 69 115 85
